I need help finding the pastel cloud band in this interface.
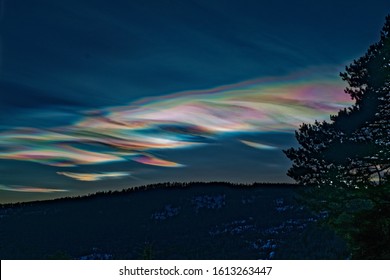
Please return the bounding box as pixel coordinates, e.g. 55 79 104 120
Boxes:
0 70 352 170
57 171 131 181
0 185 68 193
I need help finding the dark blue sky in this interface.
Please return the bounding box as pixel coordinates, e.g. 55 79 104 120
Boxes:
0 0 389 203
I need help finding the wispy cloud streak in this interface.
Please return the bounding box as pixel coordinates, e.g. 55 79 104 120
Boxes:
132 154 184 167
57 171 131 181
0 184 68 193
240 140 278 150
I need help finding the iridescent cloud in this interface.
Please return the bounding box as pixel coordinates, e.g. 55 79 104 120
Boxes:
132 154 184 167
0 69 352 170
0 144 124 167
57 171 131 181
0 185 68 193
240 140 278 150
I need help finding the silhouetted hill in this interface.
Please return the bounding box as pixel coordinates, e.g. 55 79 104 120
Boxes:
0 182 348 259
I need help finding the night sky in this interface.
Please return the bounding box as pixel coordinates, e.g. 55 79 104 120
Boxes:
0 0 388 203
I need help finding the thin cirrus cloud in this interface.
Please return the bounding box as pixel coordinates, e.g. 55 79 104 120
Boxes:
57 171 131 182
0 69 352 171
240 140 278 150
0 184 68 193
0 143 124 167
131 154 184 167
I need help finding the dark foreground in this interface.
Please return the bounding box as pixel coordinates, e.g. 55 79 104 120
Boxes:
0 182 348 259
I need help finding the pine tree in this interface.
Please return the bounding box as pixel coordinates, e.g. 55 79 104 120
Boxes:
284 15 390 259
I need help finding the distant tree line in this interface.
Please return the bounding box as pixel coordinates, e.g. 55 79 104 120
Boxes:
0 181 297 209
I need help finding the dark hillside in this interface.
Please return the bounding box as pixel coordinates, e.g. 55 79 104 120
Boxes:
0 182 348 259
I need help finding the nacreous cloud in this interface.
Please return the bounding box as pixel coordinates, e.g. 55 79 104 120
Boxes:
131 154 184 167
57 171 131 181
0 184 68 193
240 140 278 150
0 69 352 169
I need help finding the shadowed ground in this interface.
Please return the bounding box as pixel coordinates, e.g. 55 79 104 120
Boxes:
0 182 348 259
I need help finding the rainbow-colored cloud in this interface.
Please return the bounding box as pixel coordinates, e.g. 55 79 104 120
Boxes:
0 70 352 173
0 185 68 193
240 140 278 150
57 171 131 181
132 154 184 167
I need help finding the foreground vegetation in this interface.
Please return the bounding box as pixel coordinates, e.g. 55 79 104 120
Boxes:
284 15 390 259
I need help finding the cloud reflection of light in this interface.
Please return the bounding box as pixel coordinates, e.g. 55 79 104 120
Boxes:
0 145 124 167
132 154 184 167
0 70 352 171
240 140 278 150
57 171 131 181
0 185 68 193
